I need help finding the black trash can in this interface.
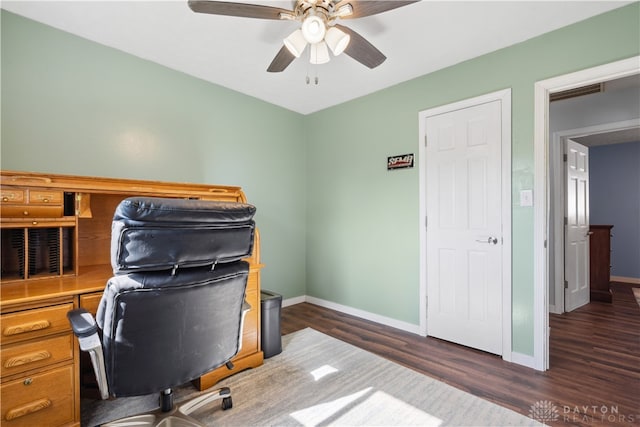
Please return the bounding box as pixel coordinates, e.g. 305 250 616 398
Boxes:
260 290 282 358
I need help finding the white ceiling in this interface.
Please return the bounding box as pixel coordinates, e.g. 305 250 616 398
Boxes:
552 74 640 147
2 1 633 114
584 75 640 146
573 127 640 146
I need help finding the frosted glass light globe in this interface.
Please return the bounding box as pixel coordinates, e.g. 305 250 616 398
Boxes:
301 15 326 44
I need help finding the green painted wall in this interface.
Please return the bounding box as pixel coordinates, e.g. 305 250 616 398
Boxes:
0 10 307 301
305 2 639 355
2 4 639 357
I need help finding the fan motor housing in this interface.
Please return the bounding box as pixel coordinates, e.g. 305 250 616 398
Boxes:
295 0 335 20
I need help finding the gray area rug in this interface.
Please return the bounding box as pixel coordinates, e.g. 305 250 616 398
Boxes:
82 328 541 426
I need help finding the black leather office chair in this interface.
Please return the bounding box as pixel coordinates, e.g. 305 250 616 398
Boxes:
68 197 256 426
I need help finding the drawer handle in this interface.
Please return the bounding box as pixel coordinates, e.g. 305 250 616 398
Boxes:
34 195 54 203
3 320 51 336
5 398 52 420
4 351 52 368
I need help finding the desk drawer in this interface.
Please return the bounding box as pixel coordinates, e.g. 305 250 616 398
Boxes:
80 292 103 315
1 334 74 377
1 304 73 346
0 205 64 219
1 189 26 204
1 364 74 427
28 190 63 205
1 189 64 219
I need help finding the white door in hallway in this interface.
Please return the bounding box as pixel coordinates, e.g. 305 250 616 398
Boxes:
425 100 503 355
564 139 590 312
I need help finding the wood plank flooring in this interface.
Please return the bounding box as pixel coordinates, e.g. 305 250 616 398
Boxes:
280 282 640 426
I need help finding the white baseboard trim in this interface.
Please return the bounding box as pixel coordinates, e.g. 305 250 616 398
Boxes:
510 352 536 369
306 296 422 334
282 296 306 308
284 295 538 369
611 276 640 285
284 295 421 335
548 304 563 315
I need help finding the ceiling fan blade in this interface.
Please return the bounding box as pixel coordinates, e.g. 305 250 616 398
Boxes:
335 1 419 19
188 1 292 20
267 46 296 72
334 24 386 69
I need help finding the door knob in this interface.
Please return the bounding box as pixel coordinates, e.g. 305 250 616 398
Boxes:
476 237 498 244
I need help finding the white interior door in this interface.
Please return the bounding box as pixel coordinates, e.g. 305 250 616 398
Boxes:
425 100 503 355
564 139 590 312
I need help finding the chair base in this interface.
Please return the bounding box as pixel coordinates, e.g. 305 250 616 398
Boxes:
102 387 232 427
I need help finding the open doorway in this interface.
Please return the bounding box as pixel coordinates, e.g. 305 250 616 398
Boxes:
533 56 640 371
548 75 640 314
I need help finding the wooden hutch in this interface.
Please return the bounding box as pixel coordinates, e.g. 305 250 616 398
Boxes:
0 170 264 426
589 224 613 303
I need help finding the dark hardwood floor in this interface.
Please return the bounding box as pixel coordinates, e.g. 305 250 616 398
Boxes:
281 282 640 426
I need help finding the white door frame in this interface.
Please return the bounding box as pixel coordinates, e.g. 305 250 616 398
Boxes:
533 56 640 370
549 119 640 314
418 88 512 361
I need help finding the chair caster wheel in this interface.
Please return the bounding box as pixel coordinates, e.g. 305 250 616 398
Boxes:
222 396 233 410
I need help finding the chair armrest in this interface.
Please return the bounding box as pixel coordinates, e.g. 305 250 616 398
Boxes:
235 300 251 354
67 309 110 400
68 308 98 339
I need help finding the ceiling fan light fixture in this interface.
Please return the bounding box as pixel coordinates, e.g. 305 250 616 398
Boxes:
301 14 326 44
325 26 350 56
283 29 308 58
188 0 419 73
335 4 353 18
309 41 330 64
278 11 297 21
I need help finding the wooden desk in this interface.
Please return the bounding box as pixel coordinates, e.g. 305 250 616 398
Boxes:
0 170 264 426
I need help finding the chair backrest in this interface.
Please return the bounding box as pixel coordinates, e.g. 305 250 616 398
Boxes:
111 197 256 273
95 197 256 397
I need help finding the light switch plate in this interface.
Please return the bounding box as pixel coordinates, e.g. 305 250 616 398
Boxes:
520 189 533 207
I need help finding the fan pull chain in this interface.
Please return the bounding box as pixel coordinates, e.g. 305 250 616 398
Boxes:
306 48 319 85
306 74 319 85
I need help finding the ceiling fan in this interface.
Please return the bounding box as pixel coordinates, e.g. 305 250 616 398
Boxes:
188 0 418 72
